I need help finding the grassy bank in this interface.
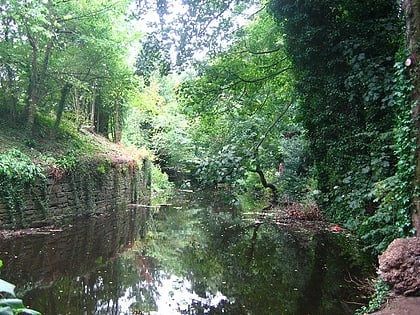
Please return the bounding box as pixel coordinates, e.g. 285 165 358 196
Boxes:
0 116 148 168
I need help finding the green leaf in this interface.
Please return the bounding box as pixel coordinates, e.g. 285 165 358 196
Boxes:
343 176 351 184
361 166 370 174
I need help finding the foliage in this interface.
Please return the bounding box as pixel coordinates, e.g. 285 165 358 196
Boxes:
0 150 43 184
133 0 260 81
269 0 414 252
355 278 390 315
132 0 416 258
0 0 135 139
358 60 416 253
0 149 45 228
176 9 312 202
151 164 174 195
122 75 195 178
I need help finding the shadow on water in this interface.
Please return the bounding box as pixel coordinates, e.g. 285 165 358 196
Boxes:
0 189 374 314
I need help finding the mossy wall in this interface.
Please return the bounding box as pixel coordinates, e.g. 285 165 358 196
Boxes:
0 156 151 229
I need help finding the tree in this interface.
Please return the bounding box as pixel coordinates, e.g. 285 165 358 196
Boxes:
177 9 310 204
0 0 135 140
133 0 260 82
0 0 54 130
122 74 195 178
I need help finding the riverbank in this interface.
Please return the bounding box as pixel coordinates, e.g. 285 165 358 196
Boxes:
0 118 151 229
255 203 420 315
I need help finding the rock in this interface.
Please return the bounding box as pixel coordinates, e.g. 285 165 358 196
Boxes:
378 237 420 296
369 296 420 315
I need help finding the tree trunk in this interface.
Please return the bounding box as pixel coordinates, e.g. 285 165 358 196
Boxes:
54 83 71 130
403 0 420 234
26 38 39 133
252 162 278 207
113 99 122 143
90 88 96 129
4 64 18 121
26 34 52 133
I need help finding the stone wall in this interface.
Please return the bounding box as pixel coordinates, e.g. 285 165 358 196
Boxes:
0 156 151 229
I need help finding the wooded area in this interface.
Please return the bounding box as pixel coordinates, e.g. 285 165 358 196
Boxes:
0 0 419 255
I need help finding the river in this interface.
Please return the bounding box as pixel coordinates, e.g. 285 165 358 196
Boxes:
0 189 373 314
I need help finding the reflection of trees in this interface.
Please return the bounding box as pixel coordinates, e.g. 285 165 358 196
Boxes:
131 254 163 312
23 252 165 314
20 190 373 314
182 211 374 315
16 209 154 315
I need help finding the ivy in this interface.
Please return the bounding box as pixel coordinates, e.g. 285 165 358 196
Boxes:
355 277 390 315
269 0 414 254
359 60 416 253
0 149 45 228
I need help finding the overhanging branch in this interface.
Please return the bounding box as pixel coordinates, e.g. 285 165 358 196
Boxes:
254 102 293 152
249 102 293 206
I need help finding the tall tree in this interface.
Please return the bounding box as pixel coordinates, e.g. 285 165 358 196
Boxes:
0 0 54 130
177 9 310 203
0 0 134 138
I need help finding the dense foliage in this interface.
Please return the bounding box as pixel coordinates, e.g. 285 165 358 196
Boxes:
0 1 418 313
131 0 418 253
176 10 312 203
268 0 415 252
0 150 45 228
0 0 417 255
133 0 259 81
0 0 135 140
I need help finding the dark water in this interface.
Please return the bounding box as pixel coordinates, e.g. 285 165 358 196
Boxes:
0 190 373 315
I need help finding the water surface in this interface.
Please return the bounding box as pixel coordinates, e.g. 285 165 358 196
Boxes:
0 190 373 314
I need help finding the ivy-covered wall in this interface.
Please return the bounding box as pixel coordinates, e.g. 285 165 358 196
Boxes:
0 155 151 229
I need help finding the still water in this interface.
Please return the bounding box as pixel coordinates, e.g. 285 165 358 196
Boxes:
0 190 373 314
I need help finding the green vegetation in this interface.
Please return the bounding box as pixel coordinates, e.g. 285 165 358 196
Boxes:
0 149 45 228
130 1 420 309
355 278 391 315
134 0 417 254
0 114 150 228
0 0 135 139
268 0 415 253
1 0 420 311
0 0 417 254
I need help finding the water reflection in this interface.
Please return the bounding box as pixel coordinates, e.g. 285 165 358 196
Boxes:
0 190 373 314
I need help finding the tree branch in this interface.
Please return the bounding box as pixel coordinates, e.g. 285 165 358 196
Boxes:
254 102 293 152
231 66 291 84
243 42 284 55
248 102 293 206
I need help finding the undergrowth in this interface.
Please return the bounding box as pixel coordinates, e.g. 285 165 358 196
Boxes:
355 278 390 315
